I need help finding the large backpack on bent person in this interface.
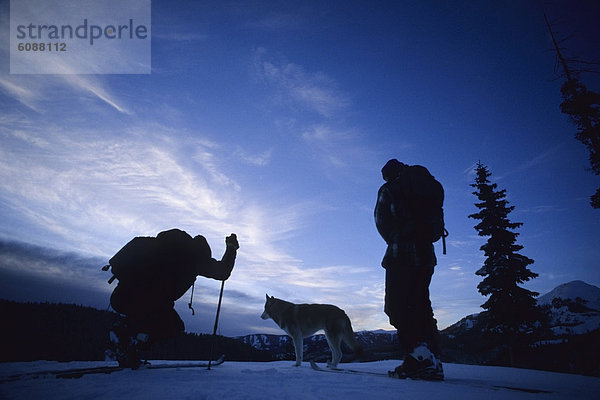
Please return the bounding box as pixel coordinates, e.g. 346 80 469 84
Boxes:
389 165 448 254
105 229 212 312
104 229 216 366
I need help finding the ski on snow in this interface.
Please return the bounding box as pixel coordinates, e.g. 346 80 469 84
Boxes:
309 360 552 394
309 360 388 377
2 355 225 382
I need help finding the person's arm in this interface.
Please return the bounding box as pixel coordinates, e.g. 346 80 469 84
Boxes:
199 234 239 281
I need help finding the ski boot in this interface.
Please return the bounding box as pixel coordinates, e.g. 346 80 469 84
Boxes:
107 322 145 369
388 343 444 381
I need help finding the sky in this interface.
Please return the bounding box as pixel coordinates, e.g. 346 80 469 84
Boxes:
0 0 599 338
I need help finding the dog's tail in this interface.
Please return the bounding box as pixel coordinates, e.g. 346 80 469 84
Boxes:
342 315 363 357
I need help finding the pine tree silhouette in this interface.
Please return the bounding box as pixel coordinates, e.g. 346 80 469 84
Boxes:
469 162 542 365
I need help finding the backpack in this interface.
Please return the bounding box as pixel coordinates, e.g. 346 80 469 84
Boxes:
105 229 211 301
388 165 448 254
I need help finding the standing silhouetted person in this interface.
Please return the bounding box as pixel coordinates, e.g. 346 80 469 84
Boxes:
375 159 445 380
106 228 239 368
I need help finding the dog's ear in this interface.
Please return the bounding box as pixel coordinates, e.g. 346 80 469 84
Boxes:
265 294 269 301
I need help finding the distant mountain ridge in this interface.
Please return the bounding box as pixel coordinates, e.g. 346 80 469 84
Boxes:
237 330 400 363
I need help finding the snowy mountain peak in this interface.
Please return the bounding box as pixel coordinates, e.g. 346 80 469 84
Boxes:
537 280 600 311
536 280 600 336
442 281 600 340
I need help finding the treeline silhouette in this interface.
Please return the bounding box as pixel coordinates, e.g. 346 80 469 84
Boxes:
0 299 273 362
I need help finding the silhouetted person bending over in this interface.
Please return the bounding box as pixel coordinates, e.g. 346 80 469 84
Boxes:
106 228 239 368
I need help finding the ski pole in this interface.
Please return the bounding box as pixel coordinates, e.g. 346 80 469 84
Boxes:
208 279 225 370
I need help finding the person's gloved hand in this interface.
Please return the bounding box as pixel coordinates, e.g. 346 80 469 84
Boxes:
225 233 239 250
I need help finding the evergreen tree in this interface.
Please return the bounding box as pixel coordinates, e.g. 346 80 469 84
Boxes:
560 79 600 208
469 162 542 365
545 14 600 209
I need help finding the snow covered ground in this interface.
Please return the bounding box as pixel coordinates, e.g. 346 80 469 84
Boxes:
1 360 599 400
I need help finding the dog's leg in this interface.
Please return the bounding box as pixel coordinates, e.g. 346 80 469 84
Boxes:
292 334 303 366
324 331 342 368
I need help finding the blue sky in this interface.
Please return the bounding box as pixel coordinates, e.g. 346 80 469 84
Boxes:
1 0 599 337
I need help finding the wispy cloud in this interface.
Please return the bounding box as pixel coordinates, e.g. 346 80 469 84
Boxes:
463 163 478 179
496 143 565 181
463 143 562 181
519 205 568 214
254 48 351 117
61 74 131 114
0 117 316 279
302 125 354 167
1 18 130 114
447 238 478 249
300 124 378 174
0 72 130 115
0 77 42 112
0 127 219 250
0 17 130 115
235 147 273 167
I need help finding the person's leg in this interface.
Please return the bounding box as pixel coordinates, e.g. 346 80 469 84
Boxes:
414 265 441 356
385 264 420 357
388 264 443 380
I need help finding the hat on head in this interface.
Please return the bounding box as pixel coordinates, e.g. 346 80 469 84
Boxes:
381 159 405 181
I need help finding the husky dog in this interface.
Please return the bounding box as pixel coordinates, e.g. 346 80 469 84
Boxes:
261 294 361 367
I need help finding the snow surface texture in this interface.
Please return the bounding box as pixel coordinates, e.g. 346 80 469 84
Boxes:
1 360 599 400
